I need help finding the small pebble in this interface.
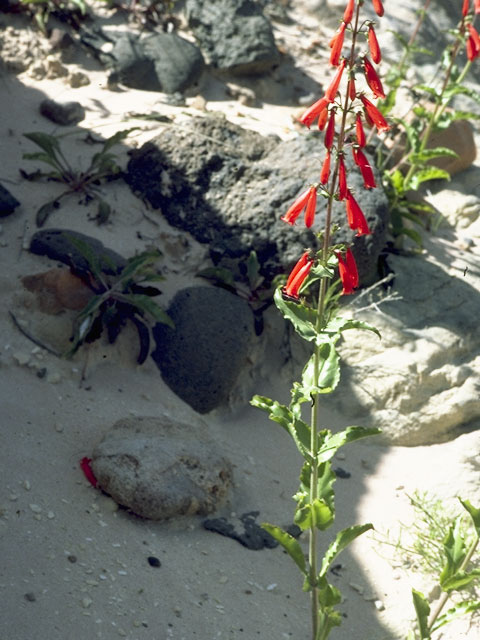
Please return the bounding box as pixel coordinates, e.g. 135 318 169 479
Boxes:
67 554 77 563
147 556 161 568
218 575 228 584
349 582 364 595
29 504 42 513
24 592 36 602
81 597 93 609
374 600 385 611
23 480 31 491
55 423 64 433
47 372 61 384
69 71 90 88
13 351 30 366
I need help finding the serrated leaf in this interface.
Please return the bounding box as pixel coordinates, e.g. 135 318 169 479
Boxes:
414 83 439 98
323 316 381 339
319 524 373 577
443 85 480 105
412 588 431 639
301 345 340 396
117 251 162 285
317 426 381 464
250 395 311 458
440 568 480 592
440 517 467 588
432 600 480 633
274 287 318 342
261 524 306 574
389 169 405 195
294 498 333 531
406 167 450 190
408 147 458 164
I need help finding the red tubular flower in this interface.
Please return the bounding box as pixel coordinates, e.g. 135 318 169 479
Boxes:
320 151 331 184
338 156 348 200
360 95 390 132
281 186 317 226
468 23 480 50
330 22 346 66
299 96 329 128
363 57 385 99
463 0 470 16
352 147 376 188
80 457 98 488
371 0 384 17
325 59 346 101
467 33 480 60
324 109 336 149
368 25 382 64
345 190 371 236
476 0 480 14
348 74 356 100
343 0 355 24
336 248 359 295
303 187 317 228
283 252 314 300
355 113 366 147
318 106 329 130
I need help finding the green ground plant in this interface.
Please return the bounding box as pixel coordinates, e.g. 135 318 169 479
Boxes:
21 129 135 226
66 238 173 363
18 0 88 33
377 0 480 248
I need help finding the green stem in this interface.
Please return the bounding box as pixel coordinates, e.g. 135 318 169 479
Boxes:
426 531 479 632
308 5 361 638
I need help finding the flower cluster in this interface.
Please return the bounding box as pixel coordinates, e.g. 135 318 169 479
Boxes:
281 0 388 300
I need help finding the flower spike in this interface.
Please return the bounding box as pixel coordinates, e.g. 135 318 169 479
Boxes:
345 190 371 236
336 248 359 295
360 95 390 132
363 57 385 99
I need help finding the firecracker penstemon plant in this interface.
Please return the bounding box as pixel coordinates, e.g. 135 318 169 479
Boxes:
250 1 389 638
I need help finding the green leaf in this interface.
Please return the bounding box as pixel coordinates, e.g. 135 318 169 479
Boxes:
319 524 373 577
443 85 480 105
294 498 333 531
317 575 342 607
101 128 137 155
250 395 311 458
301 343 340 395
440 517 467 589
274 287 318 342
66 235 104 283
196 267 236 289
378 88 397 115
96 199 111 225
395 226 424 247
317 426 382 464
396 117 421 154
414 83 439 99
24 131 61 157
246 250 263 290
126 295 174 328
389 169 405 195
406 167 450 190
36 200 59 227
261 524 306 574
323 316 381 340
408 147 458 164
459 498 480 534
412 588 431 639
117 251 162 285
432 600 480 633
440 568 480 592
22 152 63 174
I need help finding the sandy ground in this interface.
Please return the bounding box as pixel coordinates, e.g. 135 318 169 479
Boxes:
1 3 480 640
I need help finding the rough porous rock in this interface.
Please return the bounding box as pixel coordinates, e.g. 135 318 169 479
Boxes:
185 0 279 74
126 115 388 284
108 31 204 93
151 286 254 414
325 239 480 446
29 229 126 278
39 99 86 126
0 183 20 217
91 416 233 519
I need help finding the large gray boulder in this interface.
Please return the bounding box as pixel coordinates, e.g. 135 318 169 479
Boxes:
91 416 233 519
126 115 388 286
151 286 255 414
185 0 279 74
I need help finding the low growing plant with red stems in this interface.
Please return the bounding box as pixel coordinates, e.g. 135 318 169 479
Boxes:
251 1 388 638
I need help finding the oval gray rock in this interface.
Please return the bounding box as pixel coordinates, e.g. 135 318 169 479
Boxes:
91 416 233 519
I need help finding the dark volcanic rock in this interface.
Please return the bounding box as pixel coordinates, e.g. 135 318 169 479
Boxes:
185 0 279 74
29 229 126 277
151 286 254 414
109 31 204 93
0 183 20 217
40 99 86 125
91 415 232 520
126 115 388 284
